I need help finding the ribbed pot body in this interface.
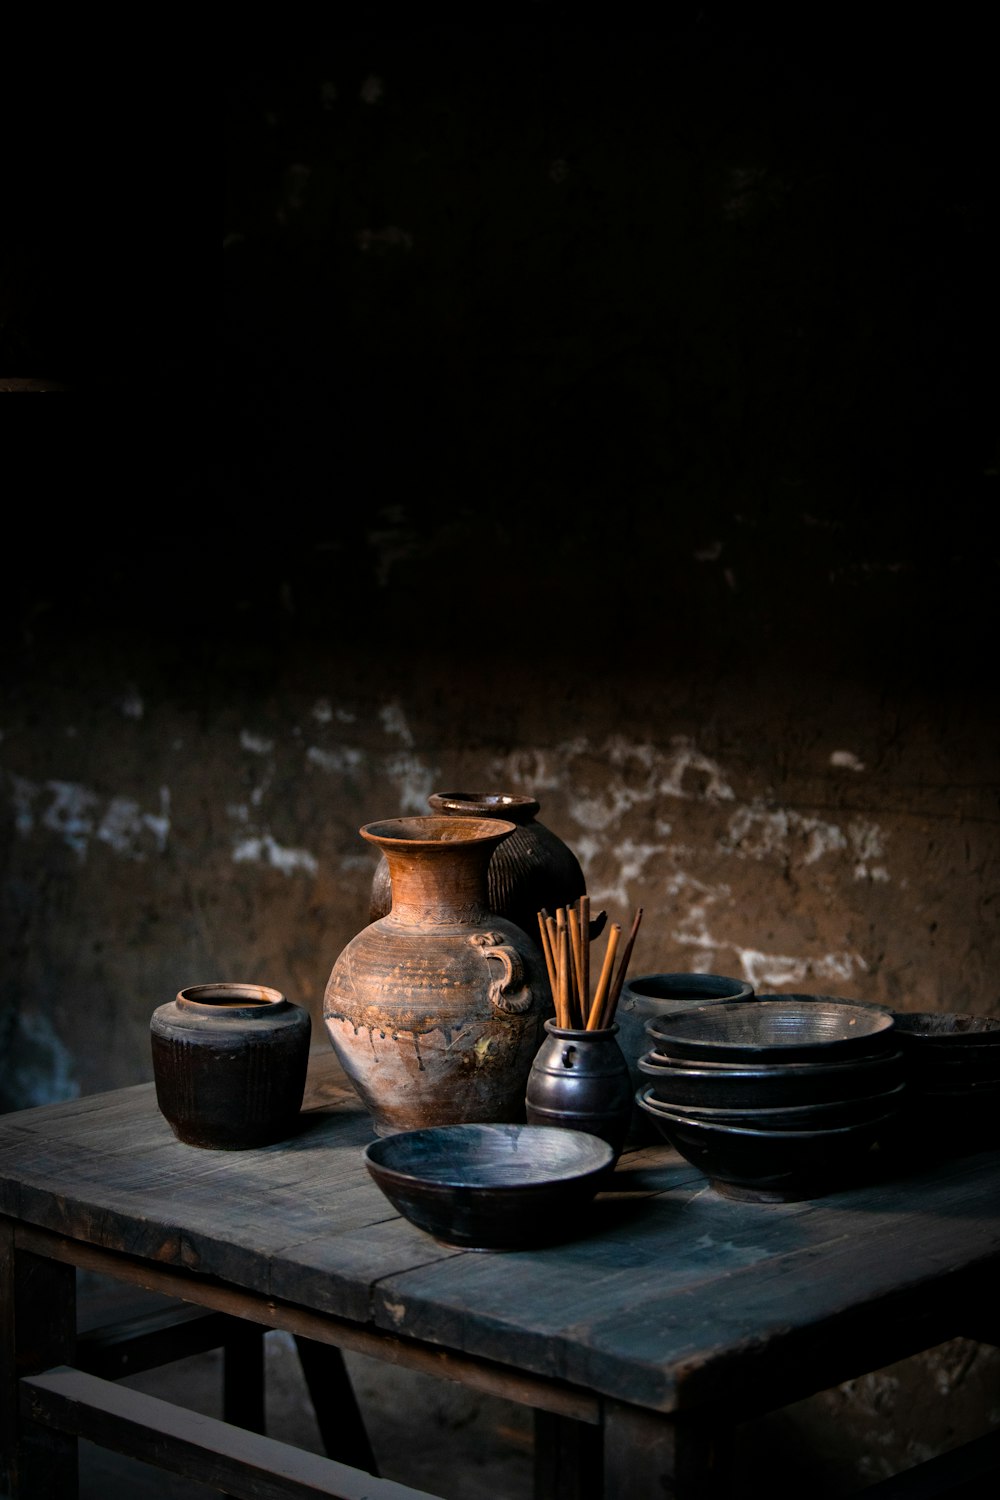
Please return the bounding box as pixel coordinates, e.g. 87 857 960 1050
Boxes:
525 1020 633 1162
368 792 585 945
150 983 311 1149
327 816 553 1136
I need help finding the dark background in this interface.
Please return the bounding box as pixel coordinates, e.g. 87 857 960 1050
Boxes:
2 4 996 688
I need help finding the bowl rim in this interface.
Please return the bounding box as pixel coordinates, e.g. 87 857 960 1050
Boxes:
638 1100 900 1143
363 1122 615 1190
635 1081 906 1121
636 1047 905 1081
644 996 896 1062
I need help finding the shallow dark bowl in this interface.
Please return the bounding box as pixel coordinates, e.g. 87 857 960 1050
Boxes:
635 1081 906 1132
637 1047 905 1109
635 1095 896 1200
645 995 895 1066
363 1123 614 1251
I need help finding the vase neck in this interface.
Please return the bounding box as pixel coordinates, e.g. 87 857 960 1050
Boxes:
382 843 494 926
360 815 514 927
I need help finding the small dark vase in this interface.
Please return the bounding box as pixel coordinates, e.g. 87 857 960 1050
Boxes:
150 983 312 1149
369 791 586 944
525 1020 633 1164
617 972 755 1142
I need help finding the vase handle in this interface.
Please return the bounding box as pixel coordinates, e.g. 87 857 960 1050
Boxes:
470 931 533 1014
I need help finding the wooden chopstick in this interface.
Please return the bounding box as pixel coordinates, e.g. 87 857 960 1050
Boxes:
587 922 621 1030
567 904 586 1028
602 906 643 1029
537 910 558 1002
579 894 590 1030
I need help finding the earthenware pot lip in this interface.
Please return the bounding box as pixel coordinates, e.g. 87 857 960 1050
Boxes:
428 791 541 822
360 815 517 848
175 982 289 1016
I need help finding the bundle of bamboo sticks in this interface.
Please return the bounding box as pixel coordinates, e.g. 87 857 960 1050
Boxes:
537 896 643 1032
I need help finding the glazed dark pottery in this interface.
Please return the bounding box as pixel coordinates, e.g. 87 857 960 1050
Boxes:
892 1012 1000 1046
616 972 754 1139
150 983 311 1150
636 1081 907 1132
363 1123 614 1250
891 1013 1000 1153
369 791 586 943
636 1047 906 1109
636 1094 897 1202
525 1020 633 1162
645 995 896 1066
326 816 552 1136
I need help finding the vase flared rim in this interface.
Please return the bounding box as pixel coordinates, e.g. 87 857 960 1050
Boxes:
361 815 517 849
428 791 540 822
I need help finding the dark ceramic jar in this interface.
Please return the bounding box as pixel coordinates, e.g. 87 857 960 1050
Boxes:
368 791 586 944
150 983 311 1149
525 1019 633 1164
617 972 755 1141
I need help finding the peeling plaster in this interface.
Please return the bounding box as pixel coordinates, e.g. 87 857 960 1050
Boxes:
307 745 364 773
831 749 866 771
722 803 849 864
380 701 415 746
8 776 171 862
240 730 275 755
232 834 319 877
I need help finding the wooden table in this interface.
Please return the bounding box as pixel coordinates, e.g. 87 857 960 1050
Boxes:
2 1051 998 1499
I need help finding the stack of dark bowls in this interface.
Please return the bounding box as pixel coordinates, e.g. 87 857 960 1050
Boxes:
636 994 906 1201
892 1012 1000 1153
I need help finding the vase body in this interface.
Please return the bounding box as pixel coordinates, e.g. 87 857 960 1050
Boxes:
617 972 755 1141
326 815 553 1136
150 983 311 1149
525 1020 633 1163
368 792 586 945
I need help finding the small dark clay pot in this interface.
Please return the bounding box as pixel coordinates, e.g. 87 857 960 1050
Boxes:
525 1019 633 1163
150 983 311 1149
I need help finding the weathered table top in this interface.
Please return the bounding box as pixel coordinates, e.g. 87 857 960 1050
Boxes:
2 1050 998 1420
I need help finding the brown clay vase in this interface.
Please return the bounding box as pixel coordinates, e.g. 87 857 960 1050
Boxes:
368 792 586 945
150 982 312 1149
326 815 554 1136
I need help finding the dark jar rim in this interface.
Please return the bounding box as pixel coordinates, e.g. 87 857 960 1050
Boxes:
544 1018 620 1039
176 982 289 1018
428 791 541 822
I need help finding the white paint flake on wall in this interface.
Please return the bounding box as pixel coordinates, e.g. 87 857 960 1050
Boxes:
379 701 415 746
307 745 364 774
831 749 866 771
721 802 849 864
590 840 665 909
240 730 275 755
7 776 170 861
384 751 437 814
97 788 171 857
232 834 319 877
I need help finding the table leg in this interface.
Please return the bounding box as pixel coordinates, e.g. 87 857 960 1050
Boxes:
603 1400 733 1500
0 1219 78 1499
534 1409 602 1500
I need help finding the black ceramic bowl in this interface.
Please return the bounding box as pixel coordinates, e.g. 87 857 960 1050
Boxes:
892 1012 1000 1047
635 1081 906 1132
635 1095 897 1201
645 996 895 1066
637 1047 906 1109
363 1123 614 1251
